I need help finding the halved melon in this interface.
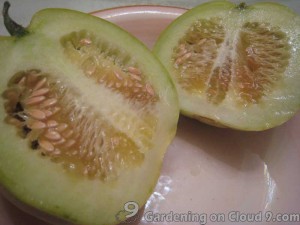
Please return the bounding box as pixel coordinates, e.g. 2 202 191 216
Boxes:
154 1 300 131
0 3 178 225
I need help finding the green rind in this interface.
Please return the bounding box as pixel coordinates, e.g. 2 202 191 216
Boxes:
0 8 179 225
153 1 300 131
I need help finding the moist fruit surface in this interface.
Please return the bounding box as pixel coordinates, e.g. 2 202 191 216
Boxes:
0 3 178 225
154 1 300 130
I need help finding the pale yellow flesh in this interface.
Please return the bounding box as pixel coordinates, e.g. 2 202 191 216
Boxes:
154 1 300 131
0 8 178 225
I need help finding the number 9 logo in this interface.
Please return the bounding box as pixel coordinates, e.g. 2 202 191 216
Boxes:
124 201 139 218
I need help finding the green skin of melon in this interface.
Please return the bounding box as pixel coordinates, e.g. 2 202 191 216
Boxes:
0 7 179 225
154 1 300 131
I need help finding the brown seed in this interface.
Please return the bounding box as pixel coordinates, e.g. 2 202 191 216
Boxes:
47 120 58 128
39 139 54 152
29 120 46 129
30 88 49 98
45 130 61 141
27 109 46 120
41 98 57 108
25 96 46 105
33 77 47 90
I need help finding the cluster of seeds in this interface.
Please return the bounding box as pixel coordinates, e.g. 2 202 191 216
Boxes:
235 22 290 105
172 18 291 106
61 30 158 108
172 18 225 95
2 70 144 180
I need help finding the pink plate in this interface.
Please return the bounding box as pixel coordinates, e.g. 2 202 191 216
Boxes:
1 5 300 225
93 5 300 225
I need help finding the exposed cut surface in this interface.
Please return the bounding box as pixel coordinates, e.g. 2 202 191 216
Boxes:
2 69 154 181
172 19 290 106
61 30 158 108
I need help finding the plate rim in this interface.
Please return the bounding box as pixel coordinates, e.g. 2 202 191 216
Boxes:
90 4 187 17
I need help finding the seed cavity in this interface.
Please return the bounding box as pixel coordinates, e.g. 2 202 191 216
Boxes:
60 30 158 108
2 70 150 181
172 18 290 106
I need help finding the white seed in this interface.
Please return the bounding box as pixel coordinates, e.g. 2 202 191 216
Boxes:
25 96 46 105
33 77 47 90
128 66 141 75
53 149 61 155
64 139 76 148
198 38 207 45
145 83 155 96
177 48 188 57
30 88 49 98
107 81 113 88
175 53 191 65
29 120 46 129
130 73 142 81
18 77 26 86
63 129 73 138
44 110 53 117
3 89 19 100
45 130 61 141
83 168 89 175
47 120 58 128
86 66 96 76
39 139 54 152
114 71 123 80
52 138 65 146
6 117 22 126
124 79 128 87
26 109 46 120
41 98 57 108
127 80 133 87
52 107 60 115
56 123 68 132
80 38 92 45
135 83 143 88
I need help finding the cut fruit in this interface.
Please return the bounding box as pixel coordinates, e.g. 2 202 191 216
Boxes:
0 2 178 225
154 1 300 131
